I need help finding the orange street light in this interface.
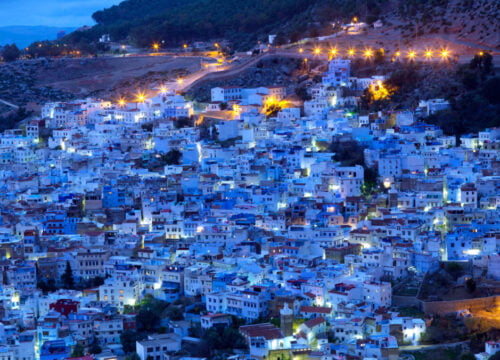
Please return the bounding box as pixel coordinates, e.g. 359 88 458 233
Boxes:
214 43 219 48
177 78 184 85
478 51 484 56
152 43 160 51
298 48 304 53
364 49 373 58
440 49 450 59
136 92 146 103
424 50 433 59
314 47 321 55
183 44 188 49
330 48 338 56
348 48 355 57
159 86 168 94
407 50 416 60
394 51 401 57
118 98 126 107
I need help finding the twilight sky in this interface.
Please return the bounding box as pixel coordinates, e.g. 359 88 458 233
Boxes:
0 0 122 27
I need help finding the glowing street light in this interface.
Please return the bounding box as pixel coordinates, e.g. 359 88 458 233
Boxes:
364 49 373 58
214 43 219 48
136 92 146 103
330 48 338 57
298 48 304 53
118 98 126 107
177 78 184 85
159 86 168 94
407 50 416 60
424 50 433 59
394 51 401 57
478 51 484 56
348 48 355 57
152 43 160 51
440 49 450 59
313 47 321 55
183 44 188 49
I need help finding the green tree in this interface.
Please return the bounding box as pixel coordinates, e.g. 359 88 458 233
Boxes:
162 149 182 165
166 306 184 321
89 343 102 354
120 331 146 354
465 278 476 293
62 261 74 289
1 44 21 62
459 353 476 360
71 344 84 358
125 353 141 360
470 52 493 75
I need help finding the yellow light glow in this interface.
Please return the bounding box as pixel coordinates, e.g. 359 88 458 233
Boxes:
407 50 416 60
314 47 321 55
214 43 219 48
177 78 184 85
298 48 304 53
424 50 433 59
364 49 373 58
353 17 358 23
136 92 146 103
330 48 338 56
118 98 126 107
478 51 484 56
348 48 355 56
440 49 450 59
152 43 159 51
395 51 401 57
159 86 168 94
183 44 188 49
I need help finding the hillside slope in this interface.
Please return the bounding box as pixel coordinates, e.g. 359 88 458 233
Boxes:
80 0 499 51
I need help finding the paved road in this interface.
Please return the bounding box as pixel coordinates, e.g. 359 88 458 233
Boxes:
0 98 19 110
400 340 468 351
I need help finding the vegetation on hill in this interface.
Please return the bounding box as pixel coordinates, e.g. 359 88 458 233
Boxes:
67 0 393 49
57 0 497 51
358 52 499 137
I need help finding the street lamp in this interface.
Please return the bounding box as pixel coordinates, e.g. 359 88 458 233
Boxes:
136 92 146 103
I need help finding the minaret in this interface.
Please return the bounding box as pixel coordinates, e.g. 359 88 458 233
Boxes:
280 302 293 337
388 189 398 209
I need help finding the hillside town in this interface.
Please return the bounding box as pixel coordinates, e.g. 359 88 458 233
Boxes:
0 56 498 360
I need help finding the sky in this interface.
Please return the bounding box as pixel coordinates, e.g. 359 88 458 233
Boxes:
0 0 122 27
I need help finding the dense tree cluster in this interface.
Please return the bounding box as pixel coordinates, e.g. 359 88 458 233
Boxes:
82 0 397 49
1 44 21 62
427 53 499 137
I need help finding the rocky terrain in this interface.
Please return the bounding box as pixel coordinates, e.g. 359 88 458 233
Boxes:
0 55 203 116
185 57 319 103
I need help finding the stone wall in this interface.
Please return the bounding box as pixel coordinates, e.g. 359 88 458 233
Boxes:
422 295 500 315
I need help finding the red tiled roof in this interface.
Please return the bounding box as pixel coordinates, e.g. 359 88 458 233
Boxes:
299 306 332 314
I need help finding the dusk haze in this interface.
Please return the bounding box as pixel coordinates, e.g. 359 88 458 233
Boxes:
0 1 498 360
